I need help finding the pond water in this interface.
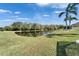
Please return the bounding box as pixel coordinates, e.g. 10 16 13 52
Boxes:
15 31 52 37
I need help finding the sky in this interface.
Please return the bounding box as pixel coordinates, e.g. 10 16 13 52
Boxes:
0 3 79 27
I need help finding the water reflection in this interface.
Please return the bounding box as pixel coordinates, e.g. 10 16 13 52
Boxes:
15 31 44 37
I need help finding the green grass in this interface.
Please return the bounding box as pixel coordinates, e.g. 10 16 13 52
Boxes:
0 28 79 56
57 41 79 56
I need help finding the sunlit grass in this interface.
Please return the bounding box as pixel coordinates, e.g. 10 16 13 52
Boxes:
0 28 79 56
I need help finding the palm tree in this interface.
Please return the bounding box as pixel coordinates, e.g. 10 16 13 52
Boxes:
67 3 78 29
58 4 71 30
67 16 78 29
59 3 78 30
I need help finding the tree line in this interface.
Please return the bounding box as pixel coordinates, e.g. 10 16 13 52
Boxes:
0 22 64 32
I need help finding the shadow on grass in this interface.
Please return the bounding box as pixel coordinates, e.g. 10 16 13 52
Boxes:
56 41 75 56
46 34 79 38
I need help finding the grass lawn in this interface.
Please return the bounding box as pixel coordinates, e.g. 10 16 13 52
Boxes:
0 28 79 56
57 41 79 56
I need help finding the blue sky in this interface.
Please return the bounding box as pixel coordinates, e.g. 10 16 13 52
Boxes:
0 3 79 27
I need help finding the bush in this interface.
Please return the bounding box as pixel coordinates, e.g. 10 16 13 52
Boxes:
57 41 79 56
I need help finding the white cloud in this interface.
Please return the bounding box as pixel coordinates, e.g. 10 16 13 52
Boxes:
0 19 13 21
54 11 63 13
36 3 68 8
6 15 19 19
0 17 29 23
16 17 29 20
14 16 19 17
0 9 12 13
43 14 50 17
14 17 29 22
36 3 50 6
51 4 68 9
14 11 21 14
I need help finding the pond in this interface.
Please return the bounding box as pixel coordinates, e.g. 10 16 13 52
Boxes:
15 31 50 37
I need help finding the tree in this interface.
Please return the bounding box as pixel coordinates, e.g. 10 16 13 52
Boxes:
58 4 70 30
0 27 4 31
4 26 11 31
31 23 38 32
67 3 78 29
11 22 23 31
21 23 28 31
58 3 78 30
68 16 78 29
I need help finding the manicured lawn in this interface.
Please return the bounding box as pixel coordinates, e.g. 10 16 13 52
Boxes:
0 28 79 56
